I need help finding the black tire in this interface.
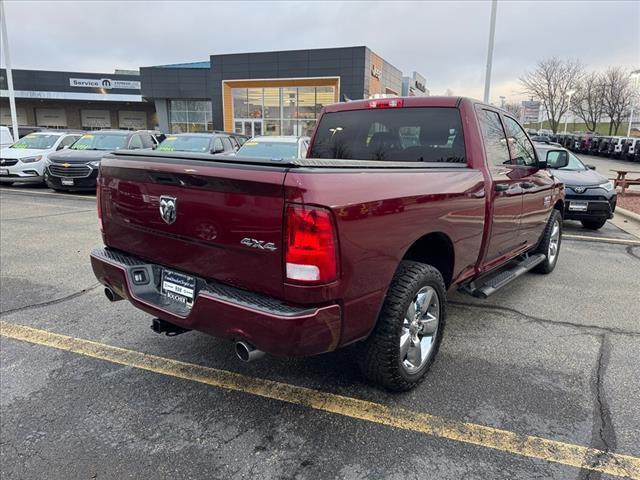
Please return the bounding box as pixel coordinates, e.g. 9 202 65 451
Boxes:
532 209 562 274
2 182 14 186
358 261 446 392
581 218 607 230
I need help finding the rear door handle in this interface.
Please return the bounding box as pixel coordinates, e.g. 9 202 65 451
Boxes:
520 181 535 189
495 183 509 192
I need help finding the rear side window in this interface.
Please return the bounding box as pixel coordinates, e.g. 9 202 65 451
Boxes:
310 107 466 163
502 116 536 167
477 109 511 167
140 134 155 148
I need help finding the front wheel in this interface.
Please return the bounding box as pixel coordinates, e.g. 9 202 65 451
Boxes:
358 261 446 391
532 209 562 274
581 218 607 230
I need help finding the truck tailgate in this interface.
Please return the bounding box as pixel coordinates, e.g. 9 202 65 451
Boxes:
99 154 287 298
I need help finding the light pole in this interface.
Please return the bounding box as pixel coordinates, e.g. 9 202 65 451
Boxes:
483 0 498 103
0 0 19 141
627 70 640 137
499 96 505 108
563 89 576 134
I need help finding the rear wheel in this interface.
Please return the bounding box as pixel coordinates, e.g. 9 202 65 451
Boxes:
532 209 562 274
581 218 607 230
358 261 446 391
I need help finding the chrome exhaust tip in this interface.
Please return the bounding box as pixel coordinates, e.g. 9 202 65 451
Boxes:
235 341 265 362
104 287 123 302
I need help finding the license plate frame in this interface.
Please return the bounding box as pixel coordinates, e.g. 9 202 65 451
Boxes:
161 269 196 307
569 200 589 212
61 178 74 186
0 168 8 176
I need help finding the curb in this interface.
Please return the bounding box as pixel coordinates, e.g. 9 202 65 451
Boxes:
615 207 640 223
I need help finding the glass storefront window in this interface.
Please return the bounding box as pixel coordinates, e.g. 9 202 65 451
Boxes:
247 89 263 119
232 89 248 119
316 87 335 112
297 87 316 119
169 100 212 133
263 88 281 120
282 87 298 120
264 120 280 136
231 86 335 137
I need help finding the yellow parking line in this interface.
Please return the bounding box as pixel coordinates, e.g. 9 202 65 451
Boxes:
1 320 639 479
564 234 640 245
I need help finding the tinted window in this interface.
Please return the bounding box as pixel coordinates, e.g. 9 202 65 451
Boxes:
237 140 298 159
310 107 465 163
58 135 79 149
158 135 212 152
128 135 143 149
221 137 233 151
477 109 511 167
212 137 224 152
140 134 155 148
503 116 537 166
71 133 128 151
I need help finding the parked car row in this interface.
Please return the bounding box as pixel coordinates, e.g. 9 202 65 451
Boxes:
548 133 639 161
0 128 273 191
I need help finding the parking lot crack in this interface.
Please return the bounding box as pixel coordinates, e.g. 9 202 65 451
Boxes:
450 301 640 337
579 334 617 480
0 283 101 316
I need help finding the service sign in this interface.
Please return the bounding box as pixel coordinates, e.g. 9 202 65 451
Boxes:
69 78 141 90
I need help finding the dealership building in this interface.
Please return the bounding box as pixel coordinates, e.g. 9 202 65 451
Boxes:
1 46 428 137
0 69 156 130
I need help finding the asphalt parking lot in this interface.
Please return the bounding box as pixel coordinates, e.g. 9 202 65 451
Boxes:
1 186 639 480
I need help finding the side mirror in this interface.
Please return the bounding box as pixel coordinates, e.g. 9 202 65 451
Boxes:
587 164 596 170
543 150 569 169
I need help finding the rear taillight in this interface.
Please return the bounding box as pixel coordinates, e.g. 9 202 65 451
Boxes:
96 179 103 231
285 204 338 284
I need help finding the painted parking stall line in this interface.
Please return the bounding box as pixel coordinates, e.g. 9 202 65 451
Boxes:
1 320 639 479
563 234 640 246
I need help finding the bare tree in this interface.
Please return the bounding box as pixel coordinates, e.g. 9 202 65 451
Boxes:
520 57 584 133
570 71 605 132
601 67 634 135
503 102 522 118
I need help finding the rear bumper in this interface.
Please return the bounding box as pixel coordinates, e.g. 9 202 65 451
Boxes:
90 247 342 357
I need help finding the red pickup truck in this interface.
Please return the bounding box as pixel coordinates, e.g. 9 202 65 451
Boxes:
90 96 566 391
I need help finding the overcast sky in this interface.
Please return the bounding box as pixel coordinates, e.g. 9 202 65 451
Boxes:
2 0 638 103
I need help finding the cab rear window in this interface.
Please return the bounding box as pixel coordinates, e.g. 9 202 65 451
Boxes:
310 107 465 163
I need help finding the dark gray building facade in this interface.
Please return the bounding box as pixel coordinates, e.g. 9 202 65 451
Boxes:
0 69 156 130
141 46 404 136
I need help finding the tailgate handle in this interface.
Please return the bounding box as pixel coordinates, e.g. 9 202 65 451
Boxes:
149 172 181 185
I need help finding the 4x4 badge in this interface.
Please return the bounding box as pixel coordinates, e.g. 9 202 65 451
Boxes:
159 195 177 225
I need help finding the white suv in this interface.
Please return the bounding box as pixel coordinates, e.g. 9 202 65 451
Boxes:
0 131 83 185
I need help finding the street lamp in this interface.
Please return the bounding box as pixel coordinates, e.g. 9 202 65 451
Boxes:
627 70 640 137
563 89 576 134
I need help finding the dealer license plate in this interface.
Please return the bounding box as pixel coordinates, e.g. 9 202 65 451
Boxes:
0 168 8 176
161 269 196 307
61 178 74 186
568 200 588 212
